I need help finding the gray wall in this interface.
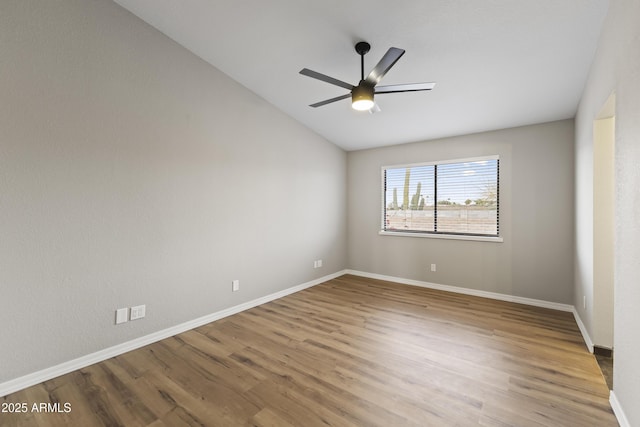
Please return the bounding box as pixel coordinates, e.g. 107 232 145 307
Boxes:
575 0 640 424
0 0 346 383
347 120 575 303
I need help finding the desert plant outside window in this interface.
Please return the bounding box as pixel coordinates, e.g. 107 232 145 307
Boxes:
381 156 501 242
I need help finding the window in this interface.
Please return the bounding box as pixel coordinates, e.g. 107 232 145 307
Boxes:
381 156 500 240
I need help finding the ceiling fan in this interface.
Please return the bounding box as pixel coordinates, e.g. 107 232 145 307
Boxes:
300 41 435 112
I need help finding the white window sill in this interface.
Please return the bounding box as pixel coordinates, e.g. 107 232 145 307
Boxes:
379 230 503 243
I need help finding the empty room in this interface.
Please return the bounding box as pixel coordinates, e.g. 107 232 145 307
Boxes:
1 1 639 426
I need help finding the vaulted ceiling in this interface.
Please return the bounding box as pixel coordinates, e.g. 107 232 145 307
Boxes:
113 0 609 151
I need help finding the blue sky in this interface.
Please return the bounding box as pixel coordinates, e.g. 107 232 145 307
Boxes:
385 159 497 206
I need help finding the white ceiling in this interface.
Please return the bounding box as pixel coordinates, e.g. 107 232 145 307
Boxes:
113 0 609 151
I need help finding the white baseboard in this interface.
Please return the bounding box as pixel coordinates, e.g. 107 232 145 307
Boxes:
345 270 574 312
571 307 594 353
0 270 347 398
610 390 631 427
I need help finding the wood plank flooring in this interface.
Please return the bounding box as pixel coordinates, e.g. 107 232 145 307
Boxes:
1 275 618 426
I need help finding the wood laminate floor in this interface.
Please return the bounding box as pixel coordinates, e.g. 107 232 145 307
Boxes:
1 275 618 426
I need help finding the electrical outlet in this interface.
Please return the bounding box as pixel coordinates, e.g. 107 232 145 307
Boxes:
431 264 437 272
115 308 129 325
130 304 146 321
232 280 240 292
313 259 323 268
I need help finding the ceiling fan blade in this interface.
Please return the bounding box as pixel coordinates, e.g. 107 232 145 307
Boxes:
375 82 436 94
365 47 405 86
300 68 354 91
368 103 382 114
309 93 351 108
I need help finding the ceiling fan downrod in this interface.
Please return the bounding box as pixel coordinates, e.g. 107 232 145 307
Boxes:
355 41 371 82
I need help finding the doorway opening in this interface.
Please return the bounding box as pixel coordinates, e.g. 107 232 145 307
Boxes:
593 92 615 389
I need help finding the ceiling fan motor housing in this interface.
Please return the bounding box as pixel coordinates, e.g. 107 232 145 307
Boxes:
351 82 375 110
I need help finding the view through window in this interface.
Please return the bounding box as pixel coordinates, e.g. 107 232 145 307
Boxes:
382 156 499 237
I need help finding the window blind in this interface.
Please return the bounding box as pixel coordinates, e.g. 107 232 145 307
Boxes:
382 157 499 237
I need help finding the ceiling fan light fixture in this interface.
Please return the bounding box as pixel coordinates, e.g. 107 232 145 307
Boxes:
352 84 374 111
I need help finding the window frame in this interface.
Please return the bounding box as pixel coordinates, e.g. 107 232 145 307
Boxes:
379 155 503 243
